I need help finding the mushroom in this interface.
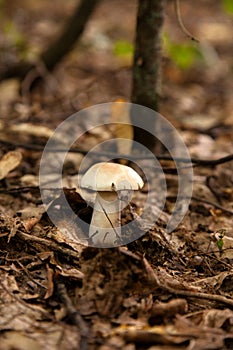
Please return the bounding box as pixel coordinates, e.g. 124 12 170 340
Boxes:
80 162 144 246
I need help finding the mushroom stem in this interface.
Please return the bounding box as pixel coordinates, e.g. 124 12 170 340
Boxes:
89 191 121 245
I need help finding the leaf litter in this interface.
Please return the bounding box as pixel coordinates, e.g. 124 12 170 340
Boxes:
0 1 233 349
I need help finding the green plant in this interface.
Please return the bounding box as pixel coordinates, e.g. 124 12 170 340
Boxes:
163 33 203 69
113 40 133 58
222 0 233 14
4 21 24 48
216 229 226 253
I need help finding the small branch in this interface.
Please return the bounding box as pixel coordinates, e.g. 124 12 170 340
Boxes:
0 0 99 82
174 0 199 42
0 186 63 194
16 230 81 261
167 195 233 215
0 139 233 166
191 154 233 166
143 257 233 308
167 288 233 308
56 281 89 350
191 195 233 215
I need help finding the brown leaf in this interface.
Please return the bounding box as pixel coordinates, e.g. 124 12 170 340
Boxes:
58 266 84 280
0 151 22 180
111 99 133 159
23 217 40 232
44 264 54 299
10 123 53 138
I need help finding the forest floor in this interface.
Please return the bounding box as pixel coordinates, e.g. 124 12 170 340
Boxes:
0 0 233 349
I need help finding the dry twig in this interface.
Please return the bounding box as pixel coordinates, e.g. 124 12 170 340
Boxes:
56 281 89 350
167 195 233 215
0 139 233 166
143 258 233 308
16 230 81 261
190 196 233 215
166 288 233 308
174 0 199 42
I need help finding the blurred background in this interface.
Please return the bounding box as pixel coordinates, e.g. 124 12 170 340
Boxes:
0 0 232 131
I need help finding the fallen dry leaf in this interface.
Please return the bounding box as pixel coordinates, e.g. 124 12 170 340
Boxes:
44 264 54 299
111 99 133 158
58 266 84 280
23 217 40 231
10 123 53 138
0 151 22 180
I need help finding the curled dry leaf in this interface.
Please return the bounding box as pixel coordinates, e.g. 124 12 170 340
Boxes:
0 151 22 180
20 174 39 186
44 264 54 299
111 99 133 160
58 266 84 280
23 217 40 232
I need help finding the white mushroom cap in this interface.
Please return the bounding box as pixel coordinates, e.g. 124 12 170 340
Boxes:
81 162 144 192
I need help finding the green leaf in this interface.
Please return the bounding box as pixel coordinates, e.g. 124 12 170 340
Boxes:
4 21 25 47
163 33 203 70
223 0 233 14
216 237 224 251
3 20 28 55
113 40 133 57
216 229 226 252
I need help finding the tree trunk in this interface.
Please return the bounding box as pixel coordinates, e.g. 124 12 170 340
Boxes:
131 0 164 152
